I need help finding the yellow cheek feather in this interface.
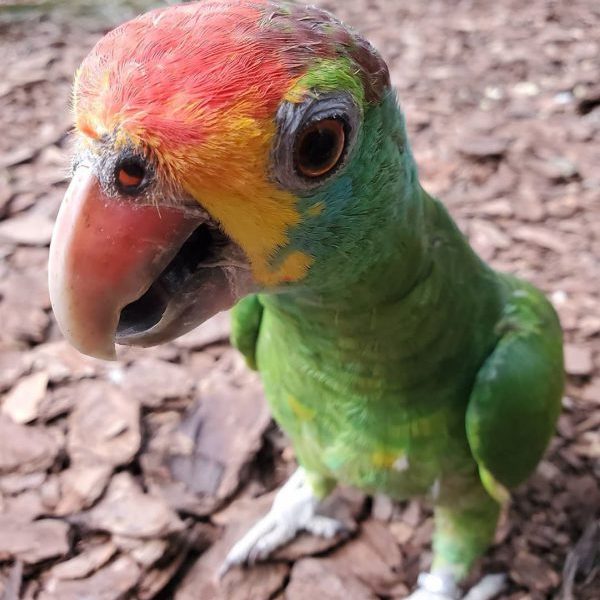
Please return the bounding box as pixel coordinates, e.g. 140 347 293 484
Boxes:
172 107 313 286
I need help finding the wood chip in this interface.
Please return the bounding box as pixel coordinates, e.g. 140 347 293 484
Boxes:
0 212 54 246
82 472 183 538
2 489 46 520
286 558 378 600
0 416 60 475
67 382 140 467
0 471 46 495
39 555 141 600
118 357 196 408
320 520 404 596
55 461 112 515
511 551 560 592
0 347 31 393
113 537 168 567
0 515 69 564
30 341 104 383
512 225 568 253
1 371 48 423
145 374 271 515
48 542 117 580
456 135 509 159
468 219 511 260
564 344 594 377
176 538 288 600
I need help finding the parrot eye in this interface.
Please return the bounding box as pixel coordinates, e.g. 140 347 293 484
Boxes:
295 119 346 178
273 92 360 192
115 156 148 194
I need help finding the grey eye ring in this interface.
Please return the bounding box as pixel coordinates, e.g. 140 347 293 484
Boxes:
272 92 361 192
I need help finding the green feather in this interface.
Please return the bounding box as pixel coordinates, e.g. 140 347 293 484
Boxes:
231 65 563 581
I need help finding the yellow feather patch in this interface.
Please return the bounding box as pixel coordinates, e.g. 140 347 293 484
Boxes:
174 105 312 286
287 395 315 421
371 450 399 469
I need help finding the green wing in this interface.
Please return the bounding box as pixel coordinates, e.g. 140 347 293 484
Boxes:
230 294 264 371
466 278 564 492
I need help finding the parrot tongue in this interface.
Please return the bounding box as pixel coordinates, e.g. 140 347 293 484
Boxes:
49 167 251 360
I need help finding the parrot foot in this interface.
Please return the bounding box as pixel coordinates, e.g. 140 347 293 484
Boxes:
219 467 345 577
462 574 507 600
407 572 507 600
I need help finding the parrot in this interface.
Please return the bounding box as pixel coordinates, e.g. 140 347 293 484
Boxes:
47 1 565 598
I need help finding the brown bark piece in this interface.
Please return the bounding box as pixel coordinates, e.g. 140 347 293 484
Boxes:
564 344 594 377
38 555 141 600
81 472 183 538
0 347 31 393
0 416 60 475
286 558 378 600
0 515 69 564
67 382 140 467
322 520 405 597
55 461 113 515
145 374 271 515
30 340 105 384
511 551 561 593
119 357 196 408
456 135 509 159
0 212 54 246
176 543 288 600
1 371 48 423
48 542 117 580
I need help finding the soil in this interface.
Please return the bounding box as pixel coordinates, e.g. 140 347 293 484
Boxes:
0 1 598 599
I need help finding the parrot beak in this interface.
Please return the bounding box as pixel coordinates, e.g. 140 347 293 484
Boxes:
49 166 252 360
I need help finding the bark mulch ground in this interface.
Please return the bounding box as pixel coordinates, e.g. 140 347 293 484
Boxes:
0 1 598 598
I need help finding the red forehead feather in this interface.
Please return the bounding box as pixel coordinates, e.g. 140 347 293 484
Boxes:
74 0 389 148
76 1 293 145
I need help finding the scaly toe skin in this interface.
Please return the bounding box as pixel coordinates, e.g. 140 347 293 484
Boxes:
304 515 348 538
218 515 277 577
247 523 296 564
406 572 508 600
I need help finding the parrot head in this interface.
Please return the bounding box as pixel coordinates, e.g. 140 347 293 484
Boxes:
49 0 404 360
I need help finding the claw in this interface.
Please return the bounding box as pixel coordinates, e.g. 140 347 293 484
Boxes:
463 574 507 600
219 468 344 577
407 571 507 600
410 571 461 600
305 514 348 538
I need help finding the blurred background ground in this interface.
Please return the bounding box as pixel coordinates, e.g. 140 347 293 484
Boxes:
0 0 599 598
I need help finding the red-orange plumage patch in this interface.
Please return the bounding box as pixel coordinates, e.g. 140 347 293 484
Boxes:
75 1 292 149
74 0 389 155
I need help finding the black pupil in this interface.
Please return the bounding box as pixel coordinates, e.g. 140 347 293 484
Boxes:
119 158 145 186
298 122 342 174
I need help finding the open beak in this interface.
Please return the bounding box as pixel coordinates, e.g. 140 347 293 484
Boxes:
49 167 252 360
